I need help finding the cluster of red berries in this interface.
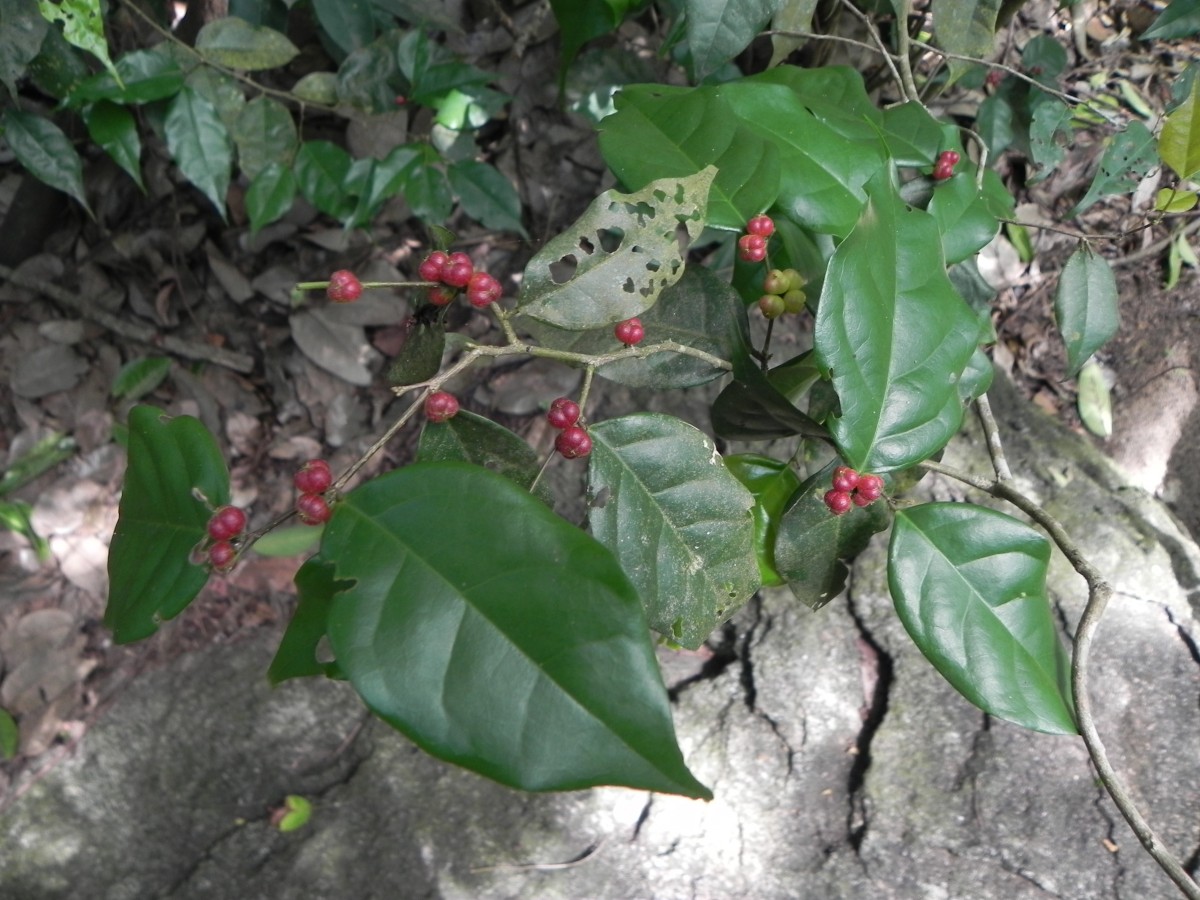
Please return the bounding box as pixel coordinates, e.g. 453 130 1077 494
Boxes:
424 391 460 423
614 317 644 346
757 267 808 319
737 214 774 263
205 505 248 571
327 270 363 303
294 459 333 526
932 150 961 181
418 251 503 309
823 466 885 515
546 397 591 459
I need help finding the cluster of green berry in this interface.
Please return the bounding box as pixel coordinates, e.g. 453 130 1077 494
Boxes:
418 251 503 308
736 214 774 263
823 466 885 515
757 267 808 319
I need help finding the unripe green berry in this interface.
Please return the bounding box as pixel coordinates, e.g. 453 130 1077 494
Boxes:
782 289 807 314
758 294 786 319
762 268 791 295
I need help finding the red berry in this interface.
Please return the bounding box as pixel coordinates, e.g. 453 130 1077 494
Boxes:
856 474 885 502
424 391 460 423
746 214 775 237
555 425 592 459
442 261 473 288
208 540 237 571
294 460 333 494
207 505 247 541
547 397 581 429
614 317 645 346
418 251 449 282
939 150 961 166
466 271 502 308
428 286 456 306
985 69 1004 88
824 489 853 515
932 160 954 181
832 466 860 492
737 233 767 263
327 270 362 303
852 491 874 508
296 493 331 526
758 294 785 319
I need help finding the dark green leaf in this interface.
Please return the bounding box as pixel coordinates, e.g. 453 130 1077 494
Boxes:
588 414 759 649
548 0 642 72
517 168 713 329
448 160 526 236
0 0 48 95
111 356 171 400
927 167 999 264
323 462 711 798
932 0 1001 82
311 0 376 55
164 86 233 219
417 410 551 503
27 22 90 99
0 432 74 497
745 65 883 144
336 31 402 113
976 90 1015 157
888 502 1077 735
401 145 453 222
0 707 16 759
294 140 353 220
725 454 801 587
1028 97 1071 181
346 144 421 229
82 100 143 189
1020 34 1067 87
68 46 184 105
395 29 492 107
1070 120 1158 216
1 109 90 212
1054 242 1119 377
195 17 299 70
106 406 230 643
269 557 340 684
814 170 980 472
958 345 994 404
685 0 787 80
711 353 828 442
232 95 298 180
879 101 944 167
246 162 297 234
1142 0 1200 40
38 0 120 83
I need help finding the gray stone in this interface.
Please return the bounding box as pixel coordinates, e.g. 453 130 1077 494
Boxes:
4 376 1199 899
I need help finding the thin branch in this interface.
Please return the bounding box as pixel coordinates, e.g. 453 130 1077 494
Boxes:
1112 217 1200 268
889 0 921 103
920 458 1200 900
998 217 1156 244
974 394 1012 481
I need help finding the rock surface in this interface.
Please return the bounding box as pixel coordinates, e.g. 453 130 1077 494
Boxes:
4 377 1200 900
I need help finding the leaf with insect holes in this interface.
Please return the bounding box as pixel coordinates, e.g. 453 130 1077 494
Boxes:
1054 242 1119 377
195 17 299 70
517 168 714 330
1071 120 1157 217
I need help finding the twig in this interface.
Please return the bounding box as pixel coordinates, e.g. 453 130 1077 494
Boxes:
974 393 1011 481
889 0 921 103
1112 217 1200 268
998 217 1156 244
920 457 1200 899
0 263 256 374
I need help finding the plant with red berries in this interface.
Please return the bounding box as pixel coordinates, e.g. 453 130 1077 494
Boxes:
614 317 645 346
296 493 332 526
326 270 363 303
555 425 592 459
424 391 460 423
546 397 581 430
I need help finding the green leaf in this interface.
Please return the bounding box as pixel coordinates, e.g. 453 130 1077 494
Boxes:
323 462 711 798
0 0 49 96
232 95 298 180
68 46 183 105
927 167 999 265
1142 0 1200 40
814 170 980 473
269 557 339 684
1054 242 1119 377
775 464 890 610
1155 188 1198 213
598 85 780 231
186 66 246 131
345 144 421 229
293 140 353 221
447 160 526 236
400 144 452 222
879 101 944 167
395 29 493 108
311 0 376 56
0 431 74 497
0 707 17 759
246 162 297 234
588 414 759 649
336 31 403 113
725 454 801 587
768 0 819 66
932 0 1001 82
1 109 90 212
1071 120 1157 216
195 17 299 70
164 86 233 219
0 499 50 562
888 502 1077 735
386 312 445 386
111 356 171 400
106 406 230 643
253 524 322 557
548 0 642 72
711 353 828 442
1160 77 1200 180
417 410 551 503
37 0 120 85
517 168 713 329
521 266 744 390
685 0 787 80
278 795 312 832
82 100 143 189
1076 358 1112 438
293 71 338 105
1028 97 1071 182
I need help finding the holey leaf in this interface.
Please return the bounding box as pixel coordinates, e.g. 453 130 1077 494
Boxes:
517 167 714 329
106 406 230 643
888 503 1077 735
1054 243 1119 377
588 414 759 649
322 462 710 799
814 169 980 473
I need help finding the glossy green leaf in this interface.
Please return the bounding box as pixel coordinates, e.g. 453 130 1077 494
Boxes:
106 406 230 643
1160 77 1200 180
111 356 171 400
246 162 297 234
311 0 376 55
588 414 759 649
685 0 786 80
1155 188 1198 213
1076 359 1112 438
395 29 492 107
37 0 120 84
83 100 143 189
517 168 713 329
927 167 999 264
747 66 883 144
400 144 453 222
725 454 801 587
346 144 421 229
521 266 744 389
1142 0 1200 40
232 96 298 180
775 465 890 610
1054 242 1119 377
447 160 526 236
0 0 48 95
958 345 994 404
417 410 550 503
1071 120 1157 216
879 101 944 167
1 109 90 212
294 140 353 221
815 170 979 472
68 46 183 105
386 312 445 386
195 17 299 70
549 0 642 72
269 557 339 684
932 0 1001 82
164 86 233 219
888 502 1077 735
323 462 711 798
598 85 780 230
711 353 828 442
